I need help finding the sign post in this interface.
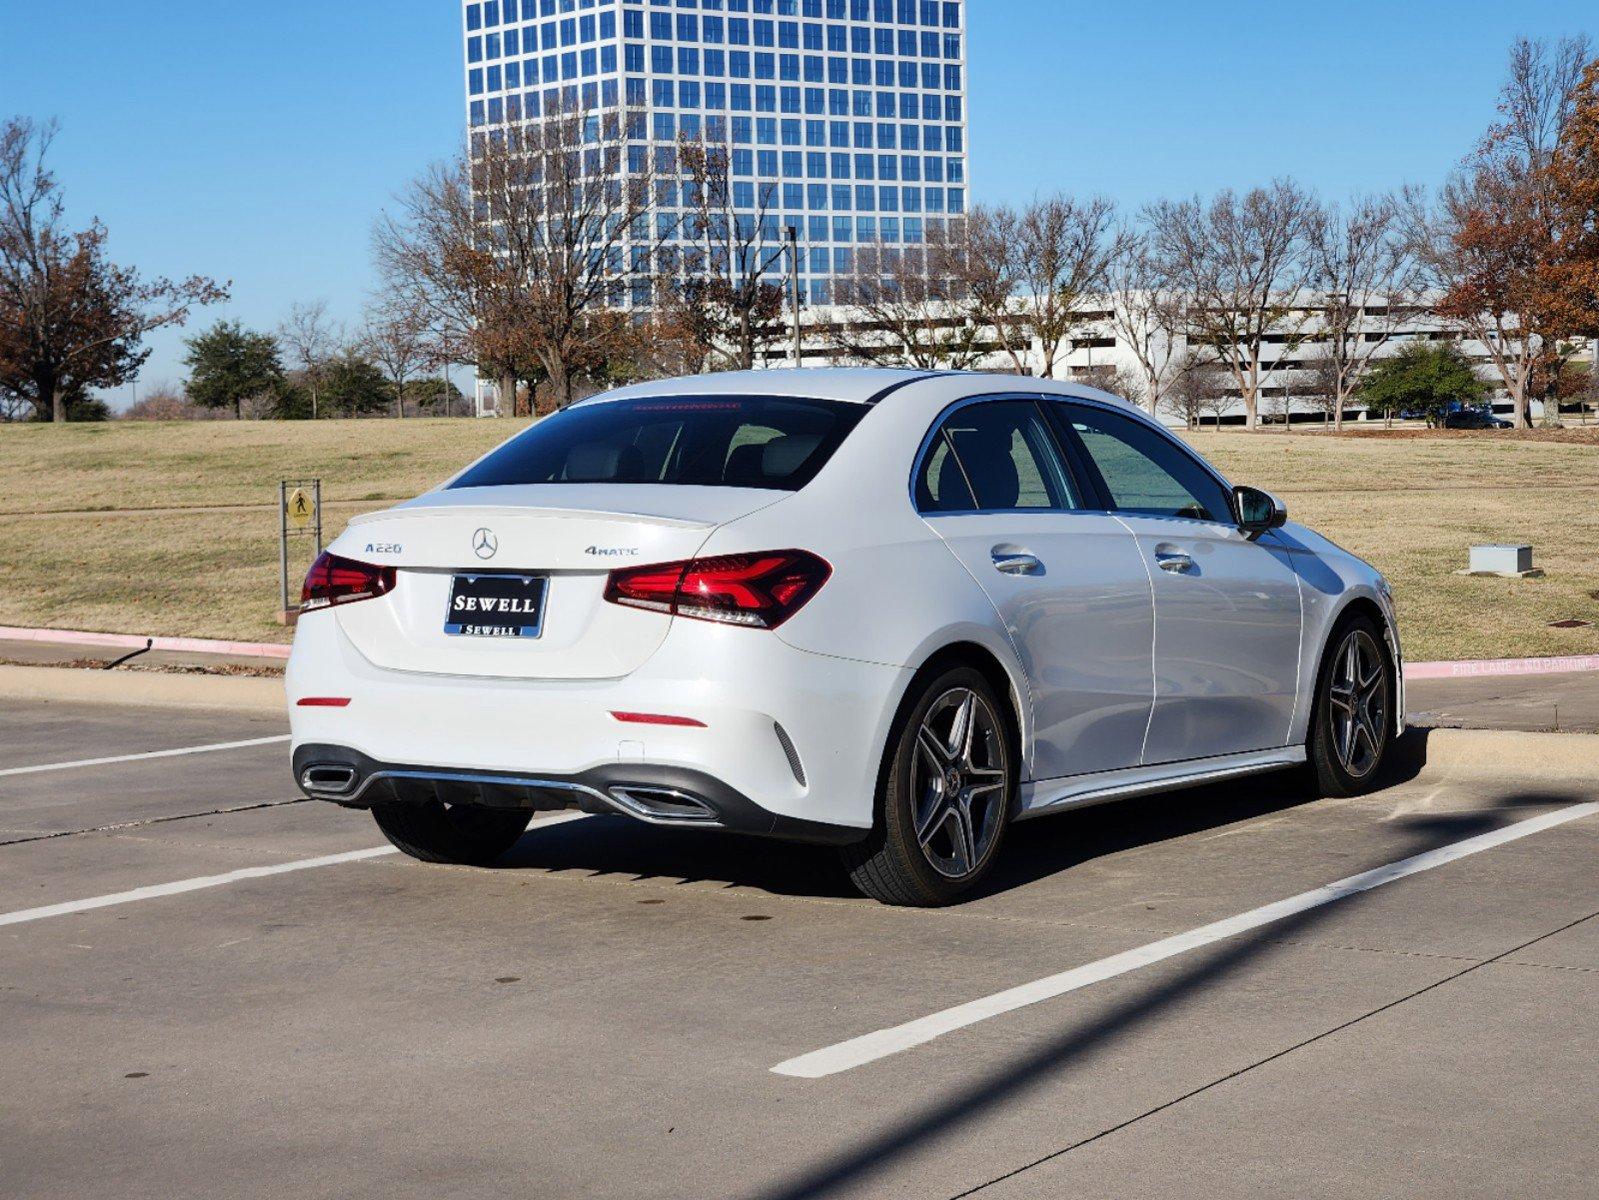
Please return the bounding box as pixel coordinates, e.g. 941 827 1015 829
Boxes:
277 478 323 625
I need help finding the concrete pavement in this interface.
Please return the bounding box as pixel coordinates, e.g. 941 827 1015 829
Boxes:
1 696 1595 1198
1408 670 1599 733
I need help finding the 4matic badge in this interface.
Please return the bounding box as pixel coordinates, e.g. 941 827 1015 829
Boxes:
585 546 640 558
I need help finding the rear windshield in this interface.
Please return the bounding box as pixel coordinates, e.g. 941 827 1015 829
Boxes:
449 395 867 492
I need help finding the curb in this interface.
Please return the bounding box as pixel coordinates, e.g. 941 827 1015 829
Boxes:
0 625 290 661
1404 654 1599 680
0 665 286 716
1405 727 1599 779
3 626 1597 682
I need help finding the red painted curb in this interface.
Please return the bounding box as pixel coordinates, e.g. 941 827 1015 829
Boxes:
1404 654 1599 680
0 625 291 661
1 625 1594 679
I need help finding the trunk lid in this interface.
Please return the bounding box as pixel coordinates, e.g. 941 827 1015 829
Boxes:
326 485 783 680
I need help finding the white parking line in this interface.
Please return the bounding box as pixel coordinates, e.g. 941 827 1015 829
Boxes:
0 735 293 778
772 801 1599 1079
0 811 591 929
0 846 400 928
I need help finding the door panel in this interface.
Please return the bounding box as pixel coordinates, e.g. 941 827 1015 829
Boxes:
1118 518 1303 762
914 397 1154 780
927 513 1156 780
1047 400 1304 764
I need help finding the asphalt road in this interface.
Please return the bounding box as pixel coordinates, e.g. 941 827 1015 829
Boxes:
2 699 1595 1199
1407 670 1599 734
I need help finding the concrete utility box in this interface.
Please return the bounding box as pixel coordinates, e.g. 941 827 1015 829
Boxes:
1469 544 1536 577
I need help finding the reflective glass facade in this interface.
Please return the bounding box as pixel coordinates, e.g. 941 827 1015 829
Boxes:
462 0 968 304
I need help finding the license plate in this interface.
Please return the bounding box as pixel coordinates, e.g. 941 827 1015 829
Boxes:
444 573 548 639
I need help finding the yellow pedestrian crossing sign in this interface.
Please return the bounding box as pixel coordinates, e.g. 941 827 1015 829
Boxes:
287 487 315 528
280 478 324 620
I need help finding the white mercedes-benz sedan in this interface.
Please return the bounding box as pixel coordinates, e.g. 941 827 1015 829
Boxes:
288 369 1402 905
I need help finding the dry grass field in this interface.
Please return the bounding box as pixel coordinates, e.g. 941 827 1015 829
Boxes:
1190 429 1599 661
1 418 1596 662
0 419 532 645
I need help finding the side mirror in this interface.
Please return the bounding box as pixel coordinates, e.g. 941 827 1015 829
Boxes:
1232 485 1288 537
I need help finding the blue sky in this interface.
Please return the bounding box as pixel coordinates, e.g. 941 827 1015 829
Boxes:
2 0 1593 407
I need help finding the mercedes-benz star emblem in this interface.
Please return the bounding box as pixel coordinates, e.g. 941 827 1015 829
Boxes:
472 528 498 560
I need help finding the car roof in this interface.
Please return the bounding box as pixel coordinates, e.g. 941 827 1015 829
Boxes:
586 368 1133 408
589 368 932 405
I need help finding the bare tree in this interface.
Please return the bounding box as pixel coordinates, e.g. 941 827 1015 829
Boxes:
656 137 784 372
1075 362 1145 404
278 301 343 420
375 100 656 411
1161 352 1228 430
1104 230 1188 416
1304 193 1421 430
1493 35 1592 181
1299 346 1346 429
830 230 985 369
966 194 1125 377
362 305 429 418
1200 373 1236 429
375 155 525 410
1144 180 1318 430
1261 357 1300 433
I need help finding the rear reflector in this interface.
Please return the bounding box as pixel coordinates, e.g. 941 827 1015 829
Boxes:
604 550 831 630
610 711 707 728
297 697 352 708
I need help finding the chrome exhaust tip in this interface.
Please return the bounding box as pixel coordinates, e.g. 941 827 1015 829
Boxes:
607 785 718 823
301 764 359 797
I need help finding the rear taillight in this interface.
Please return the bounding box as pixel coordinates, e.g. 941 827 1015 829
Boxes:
301 552 396 613
604 550 831 630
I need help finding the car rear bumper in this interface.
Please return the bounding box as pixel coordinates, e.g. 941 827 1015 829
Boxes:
291 743 865 845
286 608 908 836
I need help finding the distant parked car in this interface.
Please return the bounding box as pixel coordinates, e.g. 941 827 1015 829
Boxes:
1444 409 1513 430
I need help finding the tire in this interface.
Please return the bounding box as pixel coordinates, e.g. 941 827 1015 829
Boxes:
371 801 531 867
842 666 1017 906
1305 615 1395 798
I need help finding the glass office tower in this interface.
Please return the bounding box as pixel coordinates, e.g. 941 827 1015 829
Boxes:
463 0 968 306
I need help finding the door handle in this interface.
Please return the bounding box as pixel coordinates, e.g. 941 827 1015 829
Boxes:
1155 550 1195 574
991 549 1044 576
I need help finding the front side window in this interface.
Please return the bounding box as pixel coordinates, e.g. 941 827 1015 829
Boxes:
916 400 1078 513
1058 404 1231 522
450 396 867 492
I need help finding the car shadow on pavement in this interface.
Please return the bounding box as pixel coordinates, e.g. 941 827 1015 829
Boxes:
971 727 1435 901
744 788 1592 1200
495 730 1439 903
497 813 862 898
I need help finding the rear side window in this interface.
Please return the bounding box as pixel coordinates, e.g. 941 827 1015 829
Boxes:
917 434 975 511
449 396 867 492
915 400 1079 513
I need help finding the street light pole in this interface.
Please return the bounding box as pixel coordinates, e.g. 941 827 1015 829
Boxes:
787 224 802 368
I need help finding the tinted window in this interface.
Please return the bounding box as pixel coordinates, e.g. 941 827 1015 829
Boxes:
915 432 975 511
1058 404 1231 522
917 400 1079 513
450 396 867 492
